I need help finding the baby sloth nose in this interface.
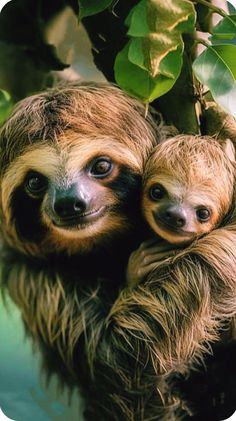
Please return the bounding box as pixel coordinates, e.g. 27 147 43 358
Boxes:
53 186 87 219
161 205 186 229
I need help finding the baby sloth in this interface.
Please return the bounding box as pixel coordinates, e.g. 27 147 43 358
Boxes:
127 135 235 286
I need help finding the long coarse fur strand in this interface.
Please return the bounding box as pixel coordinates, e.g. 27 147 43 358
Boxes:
3 221 236 419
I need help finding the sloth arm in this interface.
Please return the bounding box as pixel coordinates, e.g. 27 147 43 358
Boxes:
93 228 236 420
126 238 182 287
5 227 236 419
109 224 236 374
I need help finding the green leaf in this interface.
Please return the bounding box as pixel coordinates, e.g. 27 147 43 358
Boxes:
126 0 150 37
114 0 195 101
126 0 195 77
115 43 182 103
193 45 236 118
227 2 236 14
176 8 196 33
78 0 113 19
128 36 183 78
0 90 12 125
210 14 236 45
127 0 196 36
158 45 183 79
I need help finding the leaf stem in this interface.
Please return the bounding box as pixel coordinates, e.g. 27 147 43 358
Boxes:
195 38 211 48
195 0 228 17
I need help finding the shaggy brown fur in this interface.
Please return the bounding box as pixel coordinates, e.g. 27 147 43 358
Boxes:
2 84 236 420
0 81 169 418
0 82 159 257
3 223 236 420
127 135 236 286
143 135 235 243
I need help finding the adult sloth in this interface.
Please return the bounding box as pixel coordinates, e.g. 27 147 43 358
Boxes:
0 82 160 280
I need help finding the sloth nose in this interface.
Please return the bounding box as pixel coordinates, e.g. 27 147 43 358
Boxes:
53 187 87 219
161 206 186 228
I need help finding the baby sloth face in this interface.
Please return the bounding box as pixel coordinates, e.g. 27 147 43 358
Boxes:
143 135 235 245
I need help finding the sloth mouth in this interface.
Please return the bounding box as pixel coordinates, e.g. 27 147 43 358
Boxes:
52 206 106 229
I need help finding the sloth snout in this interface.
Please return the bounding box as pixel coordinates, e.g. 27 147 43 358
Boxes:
53 186 88 219
157 205 187 229
164 208 186 227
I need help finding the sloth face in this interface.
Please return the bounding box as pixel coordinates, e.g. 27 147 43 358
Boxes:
1 137 142 256
143 136 235 245
143 178 221 244
0 82 160 257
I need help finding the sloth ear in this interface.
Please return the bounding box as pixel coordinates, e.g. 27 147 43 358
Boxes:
222 138 235 162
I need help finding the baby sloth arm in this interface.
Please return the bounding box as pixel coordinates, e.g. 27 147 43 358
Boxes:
127 238 180 287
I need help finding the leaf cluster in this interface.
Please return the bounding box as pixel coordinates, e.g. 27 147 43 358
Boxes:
194 9 236 118
79 0 236 118
1 0 236 124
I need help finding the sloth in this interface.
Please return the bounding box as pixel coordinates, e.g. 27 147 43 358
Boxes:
106 138 236 418
0 82 161 277
127 135 236 286
143 136 235 244
0 81 164 418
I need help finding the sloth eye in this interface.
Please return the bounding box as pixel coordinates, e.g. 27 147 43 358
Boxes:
149 184 166 201
90 157 113 178
25 171 48 196
196 207 211 222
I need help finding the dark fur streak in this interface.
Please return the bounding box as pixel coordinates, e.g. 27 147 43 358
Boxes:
11 186 45 242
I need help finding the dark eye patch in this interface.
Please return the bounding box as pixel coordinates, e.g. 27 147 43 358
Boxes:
10 185 46 242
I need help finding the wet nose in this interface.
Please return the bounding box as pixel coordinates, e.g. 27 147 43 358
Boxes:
53 186 87 219
160 206 186 228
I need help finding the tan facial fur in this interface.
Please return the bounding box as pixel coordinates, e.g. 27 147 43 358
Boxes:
143 135 235 244
0 82 160 257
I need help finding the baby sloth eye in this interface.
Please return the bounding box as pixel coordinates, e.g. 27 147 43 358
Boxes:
196 207 211 222
25 171 48 196
90 157 113 178
149 184 166 201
